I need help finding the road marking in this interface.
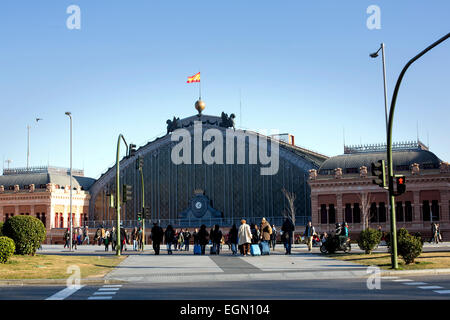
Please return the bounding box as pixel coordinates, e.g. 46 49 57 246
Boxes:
381 276 399 279
434 290 450 294
403 282 428 285
45 285 85 300
98 287 120 291
102 285 122 287
392 279 413 282
418 286 443 290
93 291 117 295
88 296 113 300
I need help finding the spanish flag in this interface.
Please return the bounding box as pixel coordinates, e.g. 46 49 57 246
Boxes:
187 72 200 83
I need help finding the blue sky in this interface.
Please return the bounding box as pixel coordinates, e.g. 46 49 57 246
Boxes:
0 0 449 178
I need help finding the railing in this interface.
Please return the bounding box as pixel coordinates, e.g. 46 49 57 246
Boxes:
82 216 310 229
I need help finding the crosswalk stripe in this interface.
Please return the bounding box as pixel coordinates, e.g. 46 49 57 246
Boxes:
98 287 120 291
93 291 117 295
88 296 113 300
418 286 443 290
434 290 450 294
381 276 399 279
102 285 122 287
45 285 85 300
403 282 428 285
392 279 413 282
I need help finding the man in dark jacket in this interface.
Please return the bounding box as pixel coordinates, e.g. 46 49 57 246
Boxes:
183 229 191 252
164 225 175 254
151 223 164 255
210 225 223 255
197 224 209 255
281 218 295 255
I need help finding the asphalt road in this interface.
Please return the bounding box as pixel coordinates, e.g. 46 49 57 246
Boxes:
1 275 450 300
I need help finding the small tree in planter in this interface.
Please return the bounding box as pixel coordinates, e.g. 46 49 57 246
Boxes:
358 228 382 254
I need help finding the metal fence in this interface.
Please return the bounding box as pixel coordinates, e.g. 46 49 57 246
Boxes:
83 216 310 229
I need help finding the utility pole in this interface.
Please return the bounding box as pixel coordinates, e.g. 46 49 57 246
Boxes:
65 112 73 252
116 134 128 256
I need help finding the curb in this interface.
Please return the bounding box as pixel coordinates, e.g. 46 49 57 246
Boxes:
0 278 125 286
381 268 450 276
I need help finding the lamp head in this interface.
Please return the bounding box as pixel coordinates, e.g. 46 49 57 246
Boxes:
370 52 379 58
65 112 71 116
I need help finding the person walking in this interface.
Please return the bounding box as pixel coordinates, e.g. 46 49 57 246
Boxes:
281 218 294 255
304 221 315 252
259 218 272 252
197 224 209 255
183 229 191 251
193 228 199 245
120 226 128 253
151 222 164 255
228 224 239 255
63 228 70 249
164 225 175 255
250 224 260 245
83 226 89 245
178 229 185 251
110 227 116 251
210 224 223 255
270 225 277 250
100 227 105 246
94 227 101 245
131 227 138 251
72 229 78 250
104 229 110 251
238 219 252 256
138 227 143 251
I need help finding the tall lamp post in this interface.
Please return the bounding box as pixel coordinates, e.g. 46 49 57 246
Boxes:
370 43 389 138
65 112 73 252
386 33 449 269
115 134 128 256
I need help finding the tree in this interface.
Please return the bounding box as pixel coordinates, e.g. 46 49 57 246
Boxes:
358 192 374 230
282 188 296 242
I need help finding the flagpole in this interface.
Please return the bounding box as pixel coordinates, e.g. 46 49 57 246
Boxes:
199 71 201 100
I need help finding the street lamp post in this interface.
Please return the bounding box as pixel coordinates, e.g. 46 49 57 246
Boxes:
370 43 389 138
386 33 449 269
116 134 128 256
65 112 73 252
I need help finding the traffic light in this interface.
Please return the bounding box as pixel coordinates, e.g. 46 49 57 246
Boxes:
396 176 406 195
137 212 143 221
144 207 150 219
129 144 137 157
107 193 115 208
371 160 386 188
122 184 132 203
136 156 144 170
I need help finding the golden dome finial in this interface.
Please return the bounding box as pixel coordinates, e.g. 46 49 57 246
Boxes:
195 99 205 115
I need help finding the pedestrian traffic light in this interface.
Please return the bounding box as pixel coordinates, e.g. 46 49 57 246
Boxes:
371 160 386 188
137 212 142 221
122 184 132 203
396 176 406 195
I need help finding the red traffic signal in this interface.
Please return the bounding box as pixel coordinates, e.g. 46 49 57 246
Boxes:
396 176 406 195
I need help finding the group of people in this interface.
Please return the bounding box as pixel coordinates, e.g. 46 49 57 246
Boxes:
63 226 90 249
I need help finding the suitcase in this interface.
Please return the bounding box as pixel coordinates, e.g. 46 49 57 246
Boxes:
193 244 201 255
260 241 270 255
250 244 261 256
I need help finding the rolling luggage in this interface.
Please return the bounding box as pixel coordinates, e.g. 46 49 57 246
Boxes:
194 244 201 255
260 241 270 255
250 244 261 256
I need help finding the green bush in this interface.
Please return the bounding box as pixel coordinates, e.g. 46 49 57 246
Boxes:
0 222 3 237
398 232 423 264
358 228 382 254
0 236 15 263
385 228 423 264
2 216 46 256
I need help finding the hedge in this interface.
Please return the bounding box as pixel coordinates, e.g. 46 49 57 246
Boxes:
0 222 3 237
2 215 46 256
0 236 15 263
